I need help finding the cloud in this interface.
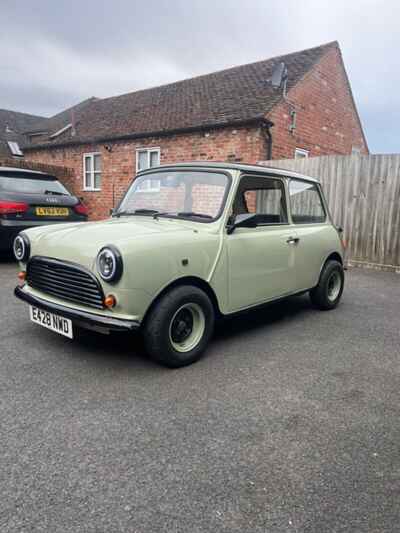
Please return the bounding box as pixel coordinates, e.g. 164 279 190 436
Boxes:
0 0 398 152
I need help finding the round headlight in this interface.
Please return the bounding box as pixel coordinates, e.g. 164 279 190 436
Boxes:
13 234 30 262
96 246 123 283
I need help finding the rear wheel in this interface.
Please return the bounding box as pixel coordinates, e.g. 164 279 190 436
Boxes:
309 260 344 310
143 285 215 367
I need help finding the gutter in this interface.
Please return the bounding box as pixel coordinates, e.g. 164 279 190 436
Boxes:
23 117 274 152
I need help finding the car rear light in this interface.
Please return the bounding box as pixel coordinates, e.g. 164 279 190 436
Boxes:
0 200 28 214
74 201 89 216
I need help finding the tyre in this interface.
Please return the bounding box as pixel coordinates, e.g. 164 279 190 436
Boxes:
143 285 215 368
309 260 344 310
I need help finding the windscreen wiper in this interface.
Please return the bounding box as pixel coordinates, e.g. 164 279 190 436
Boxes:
114 208 160 218
44 190 64 196
176 211 213 219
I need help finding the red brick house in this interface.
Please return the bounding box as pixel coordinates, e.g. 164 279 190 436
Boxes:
22 41 368 219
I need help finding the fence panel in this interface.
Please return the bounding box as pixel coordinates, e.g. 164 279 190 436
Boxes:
260 154 400 270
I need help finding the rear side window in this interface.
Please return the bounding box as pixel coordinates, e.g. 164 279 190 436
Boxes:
289 179 326 224
0 174 70 195
237 176 287 224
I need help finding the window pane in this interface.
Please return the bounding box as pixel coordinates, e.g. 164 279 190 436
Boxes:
85 172 92 189
149 150 160 168
85 156 92 172
240 179 287 224
295 149 309 159
289 180 326 224
93 154 101 172
94 172 101 190
137 151 148 171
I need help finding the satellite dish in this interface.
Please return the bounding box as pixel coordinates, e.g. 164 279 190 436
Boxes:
270 62 288 89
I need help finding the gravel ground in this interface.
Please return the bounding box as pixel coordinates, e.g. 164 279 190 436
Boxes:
1 257 399 532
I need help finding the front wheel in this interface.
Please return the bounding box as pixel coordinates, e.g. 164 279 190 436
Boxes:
143 285 215 367
309 260 344 310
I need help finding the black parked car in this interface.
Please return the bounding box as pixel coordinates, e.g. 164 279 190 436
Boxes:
0 166 88 253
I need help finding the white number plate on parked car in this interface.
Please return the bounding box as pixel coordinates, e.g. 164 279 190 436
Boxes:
29 306 73 339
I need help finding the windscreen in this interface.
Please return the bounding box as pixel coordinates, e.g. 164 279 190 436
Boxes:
117 170 229 220
0 173 70 195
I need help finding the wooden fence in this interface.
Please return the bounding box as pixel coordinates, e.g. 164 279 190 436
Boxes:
260 154 400 271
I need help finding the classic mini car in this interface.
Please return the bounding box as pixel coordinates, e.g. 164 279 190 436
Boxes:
0 166 88 254
14 162 345 367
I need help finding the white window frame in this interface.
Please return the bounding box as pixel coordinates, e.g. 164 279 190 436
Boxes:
83 152 102 191
136 147 161 192
294 148 309 159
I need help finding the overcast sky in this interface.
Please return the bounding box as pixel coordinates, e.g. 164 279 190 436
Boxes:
1 0 398 153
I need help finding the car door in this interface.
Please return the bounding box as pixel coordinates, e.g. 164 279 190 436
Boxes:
226 174 298 312
287 178 331 291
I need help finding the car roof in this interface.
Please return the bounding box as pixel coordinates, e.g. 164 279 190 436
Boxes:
146 161 320 183
0 166 53 177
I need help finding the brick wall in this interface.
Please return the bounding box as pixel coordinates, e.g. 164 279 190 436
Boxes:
268 46 368 159
25 125 267 220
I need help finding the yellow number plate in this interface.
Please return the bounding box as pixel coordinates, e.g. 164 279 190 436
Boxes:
36 207 69 216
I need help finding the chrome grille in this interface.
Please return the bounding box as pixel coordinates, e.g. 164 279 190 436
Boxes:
27 256 105 309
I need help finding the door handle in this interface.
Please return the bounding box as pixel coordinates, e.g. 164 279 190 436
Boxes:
286 236 300 244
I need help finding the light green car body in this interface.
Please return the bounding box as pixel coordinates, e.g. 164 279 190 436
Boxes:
17 162 344 326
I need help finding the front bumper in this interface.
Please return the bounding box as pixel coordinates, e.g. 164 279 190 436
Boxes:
15 285 140 334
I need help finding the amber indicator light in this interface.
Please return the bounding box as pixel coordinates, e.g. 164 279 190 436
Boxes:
104 294 116 308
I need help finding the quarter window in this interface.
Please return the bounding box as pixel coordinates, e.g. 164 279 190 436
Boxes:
235 177 288 225
289 180 326 224
84 153 101 191
136 148 160 192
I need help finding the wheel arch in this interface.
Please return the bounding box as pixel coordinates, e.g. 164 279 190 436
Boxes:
324 251 343 265
142 276 222 325
315 251 344 285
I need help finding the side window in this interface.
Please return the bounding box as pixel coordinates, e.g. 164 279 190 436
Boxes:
289 180 326 224
236 177 288 224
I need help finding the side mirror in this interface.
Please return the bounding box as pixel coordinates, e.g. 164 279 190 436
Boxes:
227 213 258 234
109 208 114 216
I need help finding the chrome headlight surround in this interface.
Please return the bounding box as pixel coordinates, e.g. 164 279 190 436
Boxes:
13 234 30 262
96 245 123 283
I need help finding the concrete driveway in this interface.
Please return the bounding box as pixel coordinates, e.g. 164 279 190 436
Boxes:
1 258 399 532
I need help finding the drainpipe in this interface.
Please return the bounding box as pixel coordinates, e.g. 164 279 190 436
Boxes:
261 120 274 160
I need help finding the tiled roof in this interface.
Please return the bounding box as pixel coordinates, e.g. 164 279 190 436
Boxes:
25 41 338 149
0 109 45 157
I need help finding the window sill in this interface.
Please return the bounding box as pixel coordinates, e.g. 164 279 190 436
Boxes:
83 188 102 192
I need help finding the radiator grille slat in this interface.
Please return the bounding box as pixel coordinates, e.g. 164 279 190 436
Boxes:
27 257 105 310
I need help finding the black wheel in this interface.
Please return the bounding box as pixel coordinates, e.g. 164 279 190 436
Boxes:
309 260 344 310
143 285 215 368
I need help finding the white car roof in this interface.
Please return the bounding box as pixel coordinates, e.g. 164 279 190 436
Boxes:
145 161 320 184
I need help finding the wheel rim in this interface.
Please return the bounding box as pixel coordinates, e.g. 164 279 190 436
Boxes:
327 271 342 302
169 303 206 353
